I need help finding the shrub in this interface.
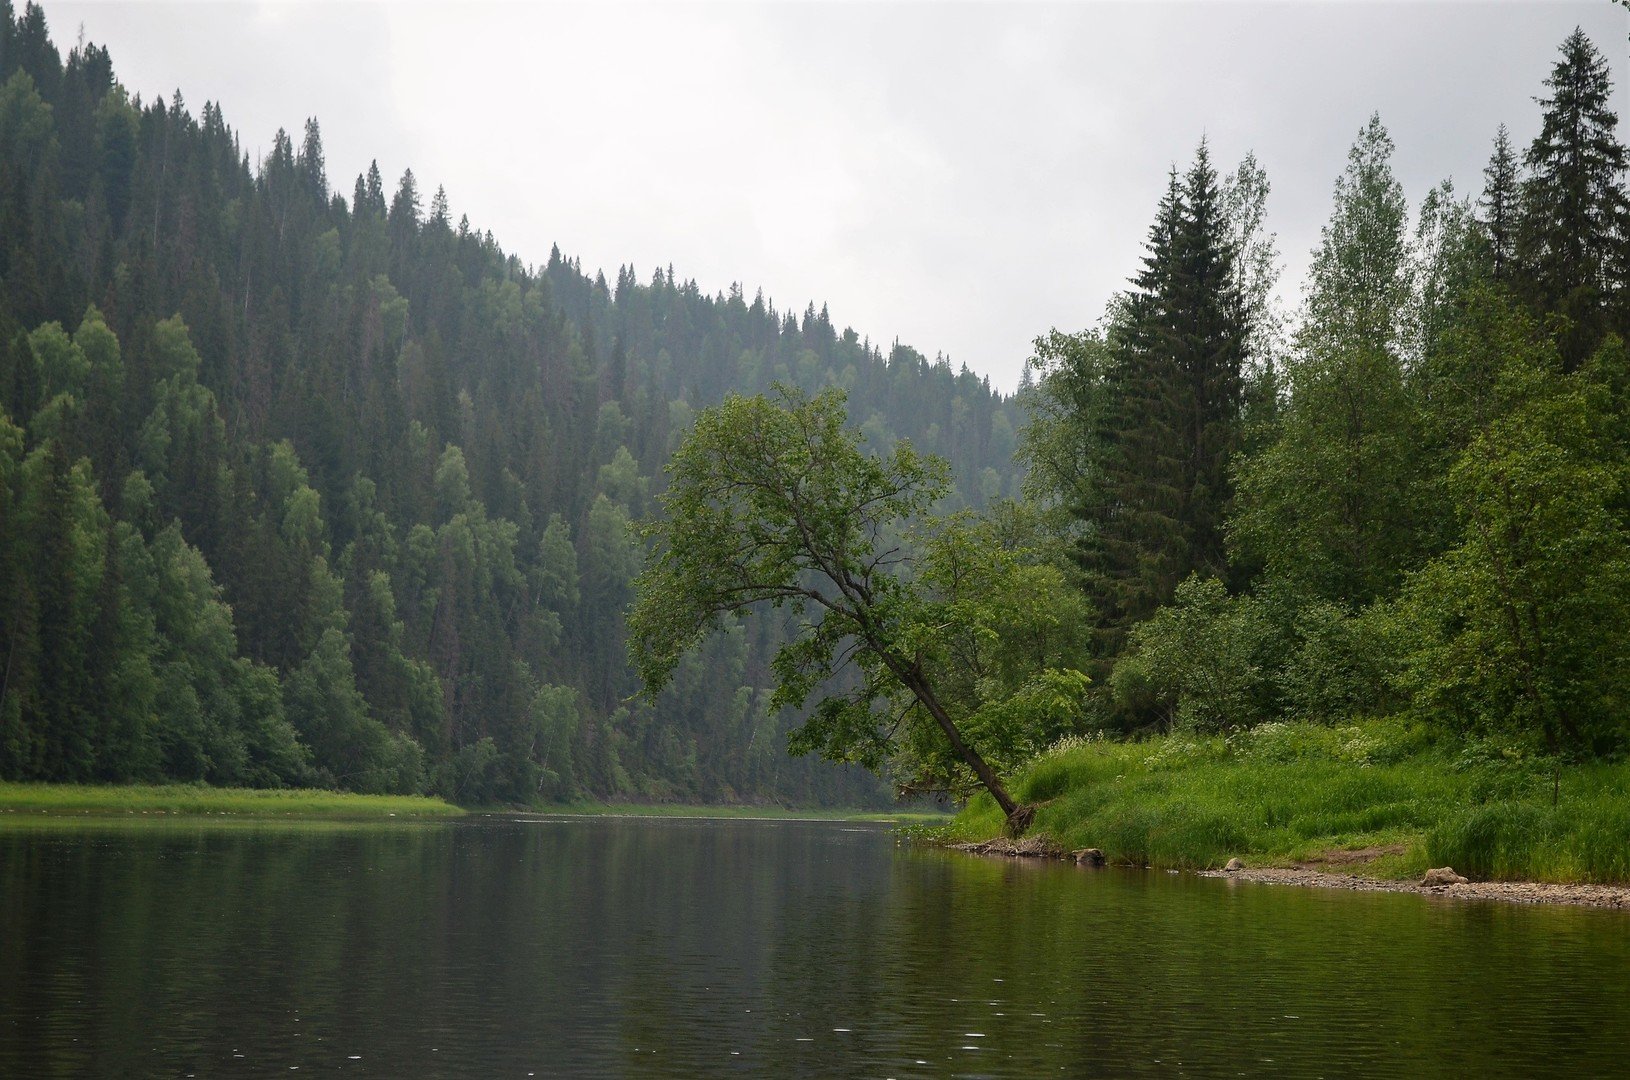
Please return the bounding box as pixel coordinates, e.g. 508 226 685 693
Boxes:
1275 599 1398 722
1110 576 1282 731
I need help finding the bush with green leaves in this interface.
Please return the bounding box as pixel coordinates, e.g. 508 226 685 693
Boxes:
1110 576 1280 731
1391 348 1630 756
1272 596 1399 723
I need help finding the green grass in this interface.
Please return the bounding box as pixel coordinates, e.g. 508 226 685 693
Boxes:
0 782 463 819
939 720 1630 885
0 784 947 825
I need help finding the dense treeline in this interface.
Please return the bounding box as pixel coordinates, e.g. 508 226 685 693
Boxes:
1029 27 1630 761
0 1 1022 804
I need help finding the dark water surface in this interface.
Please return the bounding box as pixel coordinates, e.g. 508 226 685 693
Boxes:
2 816 1628 1077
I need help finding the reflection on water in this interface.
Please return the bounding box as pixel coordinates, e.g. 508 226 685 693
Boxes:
2 816 1627 1076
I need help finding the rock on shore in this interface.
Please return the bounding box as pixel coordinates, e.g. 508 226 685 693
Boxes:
1422 866 1469 887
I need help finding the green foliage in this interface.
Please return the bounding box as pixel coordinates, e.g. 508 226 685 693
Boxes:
30 319 86 399
631 386 944 715
1018 329 1114 519
1231 116 1428 607
150 315 202 384
1200 83 1630 770
284 627 421 795
133 524 309 786
531 683 580 800
899 514 1094 794
1391 348 1630 756
1229 717 1431 768
1107 578 1394 737
1030 36 1630 781
433 444 471 522
1271 597 1396 723
1305 115 1416 355
1479 125 1521 282
631 387 1084 819
433 736 502 805
1110 577 1277 731
533 513 579 610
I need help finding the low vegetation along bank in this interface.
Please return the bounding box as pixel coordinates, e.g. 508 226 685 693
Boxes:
0 782 463 819
937 720 1630 886
0 784 938 823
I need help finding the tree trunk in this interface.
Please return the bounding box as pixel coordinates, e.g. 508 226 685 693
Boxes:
892 661 1032 836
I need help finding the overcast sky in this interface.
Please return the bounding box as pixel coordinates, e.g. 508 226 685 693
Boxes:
44 1 1630 391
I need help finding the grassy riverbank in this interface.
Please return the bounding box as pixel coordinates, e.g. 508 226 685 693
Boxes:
0 782 463 819
0 784 941 824
940 720 1630 885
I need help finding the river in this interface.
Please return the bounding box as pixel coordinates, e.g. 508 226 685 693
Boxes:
1 815 1626 1076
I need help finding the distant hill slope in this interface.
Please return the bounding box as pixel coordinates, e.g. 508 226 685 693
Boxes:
0 1 1022 805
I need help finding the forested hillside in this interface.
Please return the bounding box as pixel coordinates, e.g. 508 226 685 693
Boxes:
0 1 1022 805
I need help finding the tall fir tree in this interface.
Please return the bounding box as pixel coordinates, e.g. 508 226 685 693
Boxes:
1479 124 1521 283
1515 28 1629 368
1076 168 1186 644
1074 144 1248 659
1168 142 1246 583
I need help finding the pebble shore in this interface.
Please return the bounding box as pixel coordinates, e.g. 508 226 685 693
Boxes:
1198 866 1630 909
949 838 1630 910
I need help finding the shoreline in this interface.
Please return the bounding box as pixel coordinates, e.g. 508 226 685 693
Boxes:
947 836 1630 911
0 783 944 825
0 782 463 820
1197 865 1630 909
941 722 1630 898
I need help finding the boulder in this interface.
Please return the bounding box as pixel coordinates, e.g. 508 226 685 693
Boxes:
1223 857 1245 872
1421 867 1469 887
1074 848 1106 867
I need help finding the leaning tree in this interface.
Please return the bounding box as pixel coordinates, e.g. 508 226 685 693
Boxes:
628 387 1088 834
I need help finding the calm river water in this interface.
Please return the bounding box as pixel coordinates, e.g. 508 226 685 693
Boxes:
2 815 1627 1077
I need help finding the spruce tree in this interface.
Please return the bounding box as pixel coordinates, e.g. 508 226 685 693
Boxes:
297 117 326 201
1479 124 1520 282
1169 143 1246 582
364 159 386 216
1515 28 1629 367
1075 145 1247 655
1076 169 1186 646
